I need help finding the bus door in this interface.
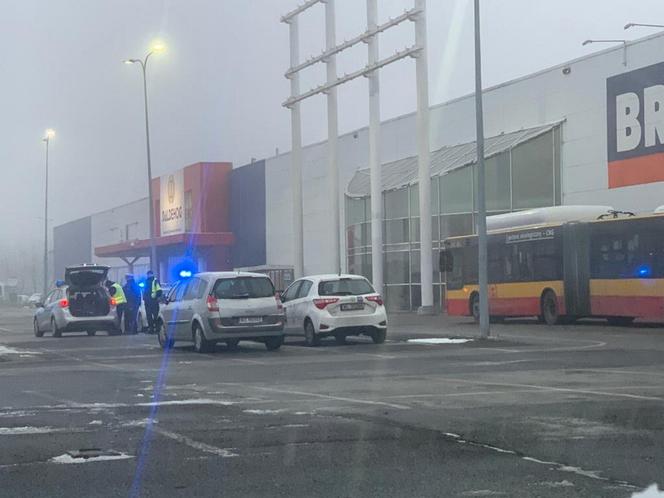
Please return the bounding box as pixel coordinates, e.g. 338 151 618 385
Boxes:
562 222 591 317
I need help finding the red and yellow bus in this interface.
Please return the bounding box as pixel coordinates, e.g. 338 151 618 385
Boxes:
441 212 664 325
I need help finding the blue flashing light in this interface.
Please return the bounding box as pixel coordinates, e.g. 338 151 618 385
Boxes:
179 270 193 278
637 265 651 278
138 282 145 288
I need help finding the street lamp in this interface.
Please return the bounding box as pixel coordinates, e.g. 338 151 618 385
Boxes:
625 23 664 30
123 41 166 274
42 128 55 298
582 39 627 66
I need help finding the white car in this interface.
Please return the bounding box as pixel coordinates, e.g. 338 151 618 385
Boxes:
280 274 387 346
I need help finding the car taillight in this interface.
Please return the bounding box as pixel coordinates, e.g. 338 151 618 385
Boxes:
313 298 339 310
58 298 69 308
207 295 219 312
110 297 117 307
366 295 384 306
275 293 283 311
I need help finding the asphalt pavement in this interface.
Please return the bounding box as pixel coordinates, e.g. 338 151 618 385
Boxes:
1 306 663 497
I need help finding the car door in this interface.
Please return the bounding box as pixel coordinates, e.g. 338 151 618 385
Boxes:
176 278 202 339
292 279 314 333
37 290 56 330
281 280 302 332
162 282 185 336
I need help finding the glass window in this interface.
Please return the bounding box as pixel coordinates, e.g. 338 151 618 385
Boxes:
169 281 188 302
385 285 410 311
409 184 419 217
45 290 58 305
183 277 202 300
348 253 372 281
441 166 473 214
345 196 367 226
296 280 313 298
213 277 275 299
411 251 421 284
385 251 410 284
410 285 422 310
440 214 474 239
281 280 302 302
318 278 374 296
384 188 409 219
385 219 409 244
511 131 554 209
485 152 511 212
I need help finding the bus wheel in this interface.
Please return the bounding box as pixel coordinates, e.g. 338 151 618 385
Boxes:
540 290 560 326
607 316 634 327
470 293 480 323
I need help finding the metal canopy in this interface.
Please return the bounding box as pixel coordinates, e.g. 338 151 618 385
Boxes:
346 122 560 197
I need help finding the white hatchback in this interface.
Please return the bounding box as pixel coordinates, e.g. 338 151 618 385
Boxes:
281 274 387 346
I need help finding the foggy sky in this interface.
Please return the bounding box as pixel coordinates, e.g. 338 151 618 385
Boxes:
2 0 664 267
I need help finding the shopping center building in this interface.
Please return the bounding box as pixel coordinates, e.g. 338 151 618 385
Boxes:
53 31 664 311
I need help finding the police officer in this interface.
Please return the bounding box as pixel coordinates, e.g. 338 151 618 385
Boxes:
143 270 162 334
106 279 127 334
123 274 142 334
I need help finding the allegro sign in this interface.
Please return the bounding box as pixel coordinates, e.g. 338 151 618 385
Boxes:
160 170 185 235
607 61 664 188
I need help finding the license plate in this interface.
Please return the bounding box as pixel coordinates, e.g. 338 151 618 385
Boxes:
341 303 364 311
238 317 262 324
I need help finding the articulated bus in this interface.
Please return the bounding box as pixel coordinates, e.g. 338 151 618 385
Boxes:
441 210 664 325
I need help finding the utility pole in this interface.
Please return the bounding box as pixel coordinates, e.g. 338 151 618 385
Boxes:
474 0 490 337
367 0 383 297
415 0 433 314
42 129 55 298
325 0 341 274
287 17 304 279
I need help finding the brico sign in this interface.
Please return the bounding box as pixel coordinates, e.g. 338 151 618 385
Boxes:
607 62 664 188
160 170 185 235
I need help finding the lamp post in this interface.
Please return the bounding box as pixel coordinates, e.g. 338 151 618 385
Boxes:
42 128 55 298
582 39 627 66
124 41 165 273
473 0 489 338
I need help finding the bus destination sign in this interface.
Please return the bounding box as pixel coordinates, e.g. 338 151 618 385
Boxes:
505 228 555 244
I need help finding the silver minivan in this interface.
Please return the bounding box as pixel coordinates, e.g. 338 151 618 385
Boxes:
157 271 285 353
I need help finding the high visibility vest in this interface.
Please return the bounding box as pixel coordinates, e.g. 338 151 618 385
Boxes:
151 279 162 299
112 283 127 304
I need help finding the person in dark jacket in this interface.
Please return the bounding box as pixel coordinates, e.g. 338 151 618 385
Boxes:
143 270 162 334
123 274 142 334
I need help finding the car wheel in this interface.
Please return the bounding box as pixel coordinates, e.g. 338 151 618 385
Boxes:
540 290 560 326
225 338 240 350
86 330 96 337
304 320 320 347
372 329 387 344
157 320 174 350
470 293 480 323
334 334 347 345
264 336 283 351
51 319 62 338
193 324 212 353
34 319 44 338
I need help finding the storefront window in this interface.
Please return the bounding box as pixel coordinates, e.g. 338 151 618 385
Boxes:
441 166 473 214
385 251 409 284
384 188 409 219
512 131 554 209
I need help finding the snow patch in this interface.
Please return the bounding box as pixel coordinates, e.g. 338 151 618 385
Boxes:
0 346 42 356
243 409 284 415
539 480 574 488
88 420 103 426
407 338 473 345
632 484 664 497
121 418 158 428
0 410 36 418
50 453 133 464
0 426 66 435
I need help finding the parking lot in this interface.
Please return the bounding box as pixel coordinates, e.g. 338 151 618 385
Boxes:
1 306 663 497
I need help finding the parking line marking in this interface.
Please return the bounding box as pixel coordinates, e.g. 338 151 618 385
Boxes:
386 389 539 399
435 377 664 402
227 384 410 410
151 426 238 457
